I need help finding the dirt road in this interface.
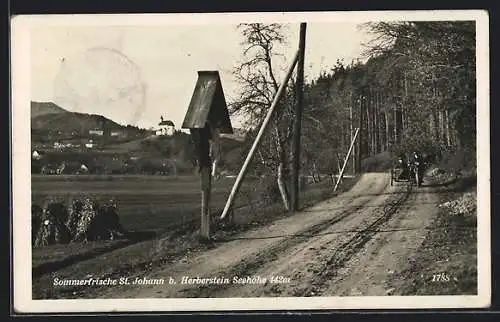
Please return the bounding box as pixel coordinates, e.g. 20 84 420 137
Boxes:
94 172 441 298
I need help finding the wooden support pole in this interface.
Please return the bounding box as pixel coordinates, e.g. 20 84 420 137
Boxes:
291 22 307 212
334 127 360 191
220 50 300 220
336 153 343 185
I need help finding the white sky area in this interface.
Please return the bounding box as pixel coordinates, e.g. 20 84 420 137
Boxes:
30 22 373 130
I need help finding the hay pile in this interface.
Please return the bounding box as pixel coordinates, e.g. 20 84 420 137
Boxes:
71 198 126 243
31 205 44 245
33 202 72 247
66 199 84 238
32 198 127 247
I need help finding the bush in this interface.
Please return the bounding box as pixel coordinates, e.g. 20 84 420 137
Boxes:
361 151 393 172
437 146 476 175
257 175 282 206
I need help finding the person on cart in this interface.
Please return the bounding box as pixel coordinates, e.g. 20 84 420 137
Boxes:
395 154 409 180
409 151 425 184
410 151 420 163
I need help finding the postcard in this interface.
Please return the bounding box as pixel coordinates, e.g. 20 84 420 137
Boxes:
11 10 490 312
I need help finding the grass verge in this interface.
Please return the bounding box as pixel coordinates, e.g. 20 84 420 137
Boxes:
389 171 477 295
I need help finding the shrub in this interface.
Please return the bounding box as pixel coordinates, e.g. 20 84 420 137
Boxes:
257 175 282 206
361 151 393 172
437 146 477 175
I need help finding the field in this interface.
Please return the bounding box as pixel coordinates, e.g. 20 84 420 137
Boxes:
32 175 254 233
32 174 352 234
32 174 357 299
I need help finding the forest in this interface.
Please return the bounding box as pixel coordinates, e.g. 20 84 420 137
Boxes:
300 21 476 174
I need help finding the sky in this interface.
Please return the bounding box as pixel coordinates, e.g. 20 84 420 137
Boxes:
30 19 374 130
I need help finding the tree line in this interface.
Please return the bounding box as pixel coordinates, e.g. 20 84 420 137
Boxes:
304 21 476 171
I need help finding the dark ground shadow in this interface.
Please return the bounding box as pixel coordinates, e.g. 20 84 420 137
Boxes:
32 230 157 278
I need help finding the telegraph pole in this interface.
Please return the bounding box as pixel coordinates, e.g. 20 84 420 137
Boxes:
291 23 307 212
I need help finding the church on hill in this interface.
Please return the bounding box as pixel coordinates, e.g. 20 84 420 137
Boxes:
155 116 175 136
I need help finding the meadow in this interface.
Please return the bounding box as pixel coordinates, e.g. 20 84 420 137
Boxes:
31 174 256 234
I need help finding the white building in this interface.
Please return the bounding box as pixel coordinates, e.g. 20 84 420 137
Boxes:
32 150 41 160
89 129 104 136
85 139 94 149
155 116 175 136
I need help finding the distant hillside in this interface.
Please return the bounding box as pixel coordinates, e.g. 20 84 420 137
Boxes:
30 101 144 137
32 110 124 133
31 101 67 118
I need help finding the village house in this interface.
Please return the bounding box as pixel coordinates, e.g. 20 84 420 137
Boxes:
89 129 104 136
155 116 175 136
85 139 94 149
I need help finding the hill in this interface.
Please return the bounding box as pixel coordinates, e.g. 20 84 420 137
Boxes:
32 110 124 133
30 101 247 175
31 101 146 140
30 101 67 118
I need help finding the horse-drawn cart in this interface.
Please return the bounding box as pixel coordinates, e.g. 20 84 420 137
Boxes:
390 158 424 187
390 161 408 186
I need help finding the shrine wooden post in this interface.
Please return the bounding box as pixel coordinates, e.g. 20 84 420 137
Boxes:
182 71 233 240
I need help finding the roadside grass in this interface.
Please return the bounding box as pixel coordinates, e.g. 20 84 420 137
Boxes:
32 174 359 299
389 170 477 295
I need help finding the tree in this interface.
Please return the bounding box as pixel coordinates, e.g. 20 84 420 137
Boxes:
230 23 295 210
